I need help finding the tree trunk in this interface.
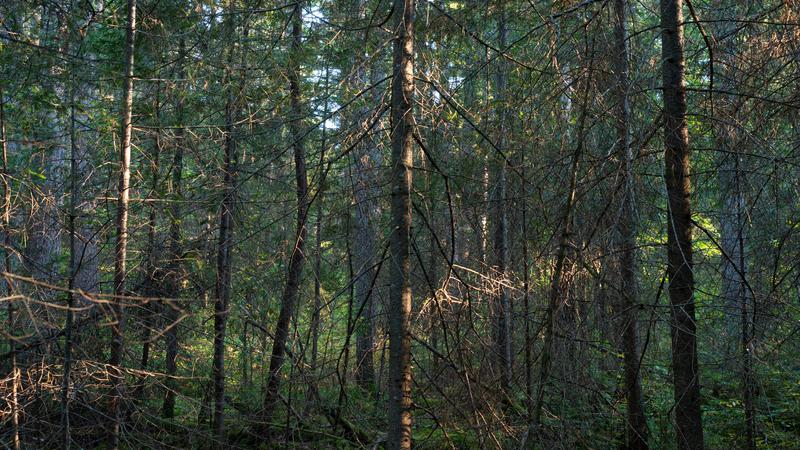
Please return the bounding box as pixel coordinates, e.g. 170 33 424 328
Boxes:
613 0 649 447
263 0 309 425
710 2 755 445
492 0 512 392
213 2 238 442
110 0 137 446
163 39 187 420
660 1 704 448
310 64 330 373
387 0 415 446
1 79 20 450
136 83 161 401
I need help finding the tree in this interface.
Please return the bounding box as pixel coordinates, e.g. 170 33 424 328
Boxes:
613 0 648 447
110 0 137 445
263 0 310 426
387 0 415 445
660 0 704 447
212 0 239 442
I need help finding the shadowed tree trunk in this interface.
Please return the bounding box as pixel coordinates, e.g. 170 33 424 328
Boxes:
213 1 239 443
162 40 186 420
387 0 415 445
1 79 20 450
613 0 649 447
311 63 330 373
710 2 755 446
262 0 310 426
491 0 512 392
660 1 704 448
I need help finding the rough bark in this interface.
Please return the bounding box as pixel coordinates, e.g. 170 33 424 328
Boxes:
387 0 415 445
661 1 704 448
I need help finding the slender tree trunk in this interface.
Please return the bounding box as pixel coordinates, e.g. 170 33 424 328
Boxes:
110 0 137 446
163 40 186 420
263 0 309 424
137 83 161 401
1 80 20 450
60 50 80 449
387 0 415 446
660 1 704 448
213 3 238 442
311 64 330 373
529 47 593 440
492 0 512 391
613 1 649 448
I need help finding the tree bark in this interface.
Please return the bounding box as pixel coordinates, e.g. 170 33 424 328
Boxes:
311 64 330 373
660 1 704 448
263 0 310 425
110 0 137 446
492 0 512 392
387 0 415 446
136 83 161 401
709 2 755 445
213 2 238 442
613 1 649 448
162 40 186 420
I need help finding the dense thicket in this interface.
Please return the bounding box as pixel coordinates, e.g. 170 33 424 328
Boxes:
1 0 799 448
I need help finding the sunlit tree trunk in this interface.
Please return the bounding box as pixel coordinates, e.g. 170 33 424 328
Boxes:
110 0 137 446
387 0 415 445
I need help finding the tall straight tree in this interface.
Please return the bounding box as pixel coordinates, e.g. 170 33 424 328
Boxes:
492 0 512 391
660 0 704 448
163 39 187 420
387 0 415 446
710 2 755 446
1 80 20 450
613 0 648 447
110 0 137 446
263 0 310 424
213 0 238 442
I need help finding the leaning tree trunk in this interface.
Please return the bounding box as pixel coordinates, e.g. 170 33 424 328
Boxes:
262 0 309 425
613 0 649 447
110 0 137 446
661 1 704 448
387 0 415 446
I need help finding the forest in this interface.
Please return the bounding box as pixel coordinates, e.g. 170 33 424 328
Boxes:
0 0 799 448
